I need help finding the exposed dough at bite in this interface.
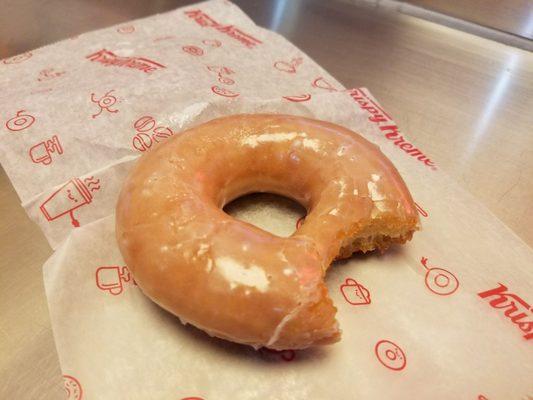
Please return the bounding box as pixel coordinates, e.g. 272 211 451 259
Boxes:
116 114 419 350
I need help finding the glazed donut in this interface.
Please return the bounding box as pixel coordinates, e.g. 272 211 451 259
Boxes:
116 114 419 350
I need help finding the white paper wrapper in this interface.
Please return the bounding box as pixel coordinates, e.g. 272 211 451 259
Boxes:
1 1 532 399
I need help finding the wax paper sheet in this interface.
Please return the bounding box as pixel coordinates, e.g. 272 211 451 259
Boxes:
1 1 531 399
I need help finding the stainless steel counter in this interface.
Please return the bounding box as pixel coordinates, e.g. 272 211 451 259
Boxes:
1 0 532 398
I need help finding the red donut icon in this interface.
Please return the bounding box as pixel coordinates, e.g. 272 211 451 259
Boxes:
63 375 83 400
282 94 311 102
375 340 406 371
182 45 204 56
2 52 32 64
421 257 459 296
5 110 35 131
211 85 239 98
117 25 135 34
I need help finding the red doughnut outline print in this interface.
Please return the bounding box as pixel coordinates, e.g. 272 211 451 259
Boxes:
421 257 459 296
63 375 83 400
374 340 406 371
5 110 35 132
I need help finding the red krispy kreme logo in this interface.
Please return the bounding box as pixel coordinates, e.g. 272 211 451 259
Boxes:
184 9 262 48
374 339 406 371
86 49 166 74
478 283 532 341
348 88 436 170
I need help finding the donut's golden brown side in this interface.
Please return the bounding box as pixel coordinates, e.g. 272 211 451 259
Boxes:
116 114 419 350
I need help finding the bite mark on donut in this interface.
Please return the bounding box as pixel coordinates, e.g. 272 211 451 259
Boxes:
266 300 307 347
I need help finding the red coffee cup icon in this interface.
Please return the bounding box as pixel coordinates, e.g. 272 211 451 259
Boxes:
340 278 371 305
29 135 63 165
40 177 100 227
96 266 134 295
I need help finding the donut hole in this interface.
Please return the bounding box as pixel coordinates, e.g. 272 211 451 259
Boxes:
224 193 306 238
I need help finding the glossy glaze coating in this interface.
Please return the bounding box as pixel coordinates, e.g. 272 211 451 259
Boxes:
116 114 419 349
